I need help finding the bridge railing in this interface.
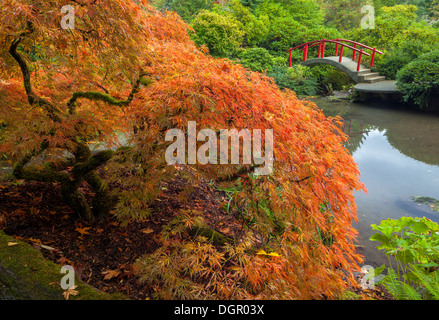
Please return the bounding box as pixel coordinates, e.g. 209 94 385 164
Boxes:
287 39 384 72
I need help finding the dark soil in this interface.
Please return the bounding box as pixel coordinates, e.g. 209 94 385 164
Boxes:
0 170 242 300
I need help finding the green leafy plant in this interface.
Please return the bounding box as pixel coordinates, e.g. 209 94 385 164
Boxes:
370 216 439 299
223 0 268 47
354 4 419 50
160 0 217 22
395 55 439 109
190 9 245 57
236 47 281 73
375 40 435 80
266 64 319 96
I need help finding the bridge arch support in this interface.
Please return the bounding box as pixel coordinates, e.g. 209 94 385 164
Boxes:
301 57 368 84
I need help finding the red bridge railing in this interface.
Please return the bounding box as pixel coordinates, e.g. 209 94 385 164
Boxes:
287 39 384 72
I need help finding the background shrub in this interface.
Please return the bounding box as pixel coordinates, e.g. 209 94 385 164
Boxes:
237 47 280 72
267 64 319 96
158 0 217 22
376 40 435 79
396 52 439 108
190 10 245 57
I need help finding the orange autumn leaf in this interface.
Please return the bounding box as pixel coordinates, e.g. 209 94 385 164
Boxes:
102 269 120 280
75 227 91 236
62 286 79 300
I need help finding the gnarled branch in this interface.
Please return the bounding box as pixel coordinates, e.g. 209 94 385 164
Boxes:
9 21 62 123
67 73 152 114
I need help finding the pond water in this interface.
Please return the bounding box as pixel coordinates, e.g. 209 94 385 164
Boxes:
312 97 439 268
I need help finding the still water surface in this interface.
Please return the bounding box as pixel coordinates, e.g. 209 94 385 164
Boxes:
313 98 439 267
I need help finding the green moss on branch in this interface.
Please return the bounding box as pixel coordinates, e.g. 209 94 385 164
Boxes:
72 150 114 179
188 226 234 246
67 74 152 114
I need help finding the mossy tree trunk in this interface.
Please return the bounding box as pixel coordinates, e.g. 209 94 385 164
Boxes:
13 140 115 223
7 25 149 223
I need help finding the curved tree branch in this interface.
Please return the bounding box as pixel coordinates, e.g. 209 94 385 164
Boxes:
9 21 62 123
67 73 152 114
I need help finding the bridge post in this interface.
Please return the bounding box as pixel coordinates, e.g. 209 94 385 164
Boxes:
352 44 357 61
370 48 376 67
289 49 292 67
357 49 364 71
339 45 344 63
303 44 308 62
318 42 322 58
321 39 326 58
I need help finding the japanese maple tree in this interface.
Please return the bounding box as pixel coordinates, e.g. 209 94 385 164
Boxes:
0 0 365 298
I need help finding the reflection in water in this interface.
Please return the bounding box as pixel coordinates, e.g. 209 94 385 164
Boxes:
312 98 439 267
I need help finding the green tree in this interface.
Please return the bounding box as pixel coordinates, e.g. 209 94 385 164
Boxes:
239 0 264 11
213 0 268 47
255 0 340 55
317 0 366 30
161 0 217 22
256 0 325 28
258 18 308 54
354 4 419 49
372 11 439 78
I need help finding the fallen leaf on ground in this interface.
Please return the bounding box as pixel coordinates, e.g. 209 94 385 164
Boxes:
0 214 6 227
7 242 18 247
75 226 91 236
57 256 71 265
41 244 57 251
63 286 79 300
141 228 154 234
102 269 120 280
220 227 230 234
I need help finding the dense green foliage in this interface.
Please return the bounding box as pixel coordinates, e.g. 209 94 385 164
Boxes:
268 65 319 95
395 50 439 108
370 217 439 299
217 0 268 47
154 0 217 22
236 47 283 72
190 10 245 57
375 40 435 79
152 0 439 103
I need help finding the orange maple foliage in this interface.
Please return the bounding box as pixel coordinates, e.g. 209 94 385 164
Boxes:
0 0 365 299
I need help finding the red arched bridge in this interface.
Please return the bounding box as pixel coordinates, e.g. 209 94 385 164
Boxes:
287 39 388 84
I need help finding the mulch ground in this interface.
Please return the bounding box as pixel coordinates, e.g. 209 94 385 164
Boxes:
0 168 391 300
0 169 242 300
